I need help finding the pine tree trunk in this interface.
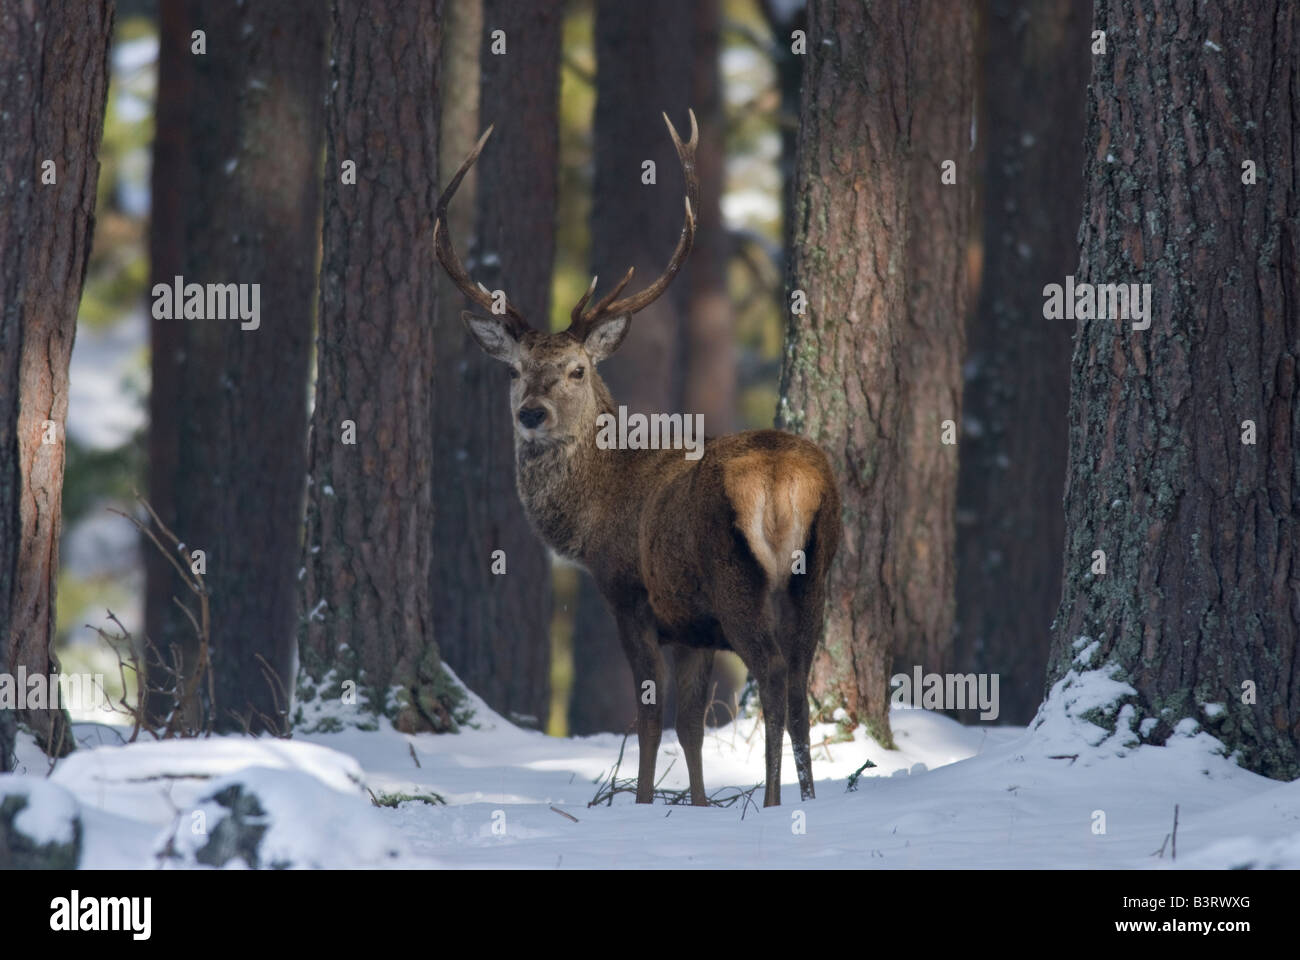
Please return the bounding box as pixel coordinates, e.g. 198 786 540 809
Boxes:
777 0 916 745
569 0 693 734
431 0 560 730
892 0 975 680
1049 0 1300 777
954 0 1089 724
300 0 455 734
683 0 735 440
148 0 324 733
683 0 744 722
0 0 114 757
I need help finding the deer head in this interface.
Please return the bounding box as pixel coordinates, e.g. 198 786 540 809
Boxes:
433 111 699 447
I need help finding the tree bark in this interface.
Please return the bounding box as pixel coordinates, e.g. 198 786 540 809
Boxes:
1049 0 1300 778
777 0 916 746
683 0 735 440
148 0 324 732
892 0 975 681
300 0 456 733
685 0 743 723
569 0 694 735
0 0 114 757
431 0 560 730
954 0 1089 724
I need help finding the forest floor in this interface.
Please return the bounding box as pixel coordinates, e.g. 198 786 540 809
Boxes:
8 664 1299 869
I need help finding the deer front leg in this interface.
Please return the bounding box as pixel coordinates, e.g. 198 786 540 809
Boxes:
674 646 714 806
617 613 664 804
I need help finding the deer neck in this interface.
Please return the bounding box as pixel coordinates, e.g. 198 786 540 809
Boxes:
513 388 622 565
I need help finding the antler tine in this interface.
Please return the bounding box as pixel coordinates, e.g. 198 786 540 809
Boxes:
663 106 699 154
580 267 635 329
570 275 600 326
565 108 700 340
569 267 637 340
433 125 531 337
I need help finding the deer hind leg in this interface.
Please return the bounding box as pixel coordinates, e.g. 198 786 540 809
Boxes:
786 657 815 801
787 496 837 801
780 590 817 801
674 646 714 806
616 611 665 804
720 598 787 807
759 647 789 807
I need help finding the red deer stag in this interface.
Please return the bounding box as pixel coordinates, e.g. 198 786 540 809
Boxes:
433 111 840 806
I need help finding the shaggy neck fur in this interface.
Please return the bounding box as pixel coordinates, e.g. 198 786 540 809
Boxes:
513 374 621 564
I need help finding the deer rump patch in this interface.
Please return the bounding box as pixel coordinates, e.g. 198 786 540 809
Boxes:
722 451 824 589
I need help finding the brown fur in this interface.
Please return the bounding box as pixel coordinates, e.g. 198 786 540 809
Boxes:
461 315 841 806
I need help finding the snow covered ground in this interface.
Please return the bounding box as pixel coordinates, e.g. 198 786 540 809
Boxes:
5 665 1298 869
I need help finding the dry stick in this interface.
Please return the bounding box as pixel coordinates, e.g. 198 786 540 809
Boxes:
43 716 67 776
588 724 765 809
252 652 290 737
608 730 630 807
1153 832 1170 858
108 610 147 742
169 595 210 735
1171 804 1179 861
654 757 677 789
110 497 213 731
110 506 189 586
134 492 212 723
86 613 146 742
744 707 762 747
408 743 421 769
121 635 186 738
93 603 203 741
550 805 579 823
704 682 742 750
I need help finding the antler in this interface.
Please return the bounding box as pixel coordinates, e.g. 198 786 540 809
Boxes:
433 125 532 338
566 109 700 341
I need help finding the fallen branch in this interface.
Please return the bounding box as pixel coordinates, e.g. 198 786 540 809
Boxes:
550 805 579 823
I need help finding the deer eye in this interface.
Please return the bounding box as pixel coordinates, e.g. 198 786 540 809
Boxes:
569 366 585 381
508 368 520 380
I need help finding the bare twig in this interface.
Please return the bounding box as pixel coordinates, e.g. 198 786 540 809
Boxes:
104 493 214 735
653 757 677 789
606 730 631 808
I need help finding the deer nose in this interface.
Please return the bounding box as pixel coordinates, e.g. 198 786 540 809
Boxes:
518 406 547 429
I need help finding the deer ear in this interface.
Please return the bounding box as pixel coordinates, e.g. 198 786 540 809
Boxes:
461 310 520 363
582 315 630 363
